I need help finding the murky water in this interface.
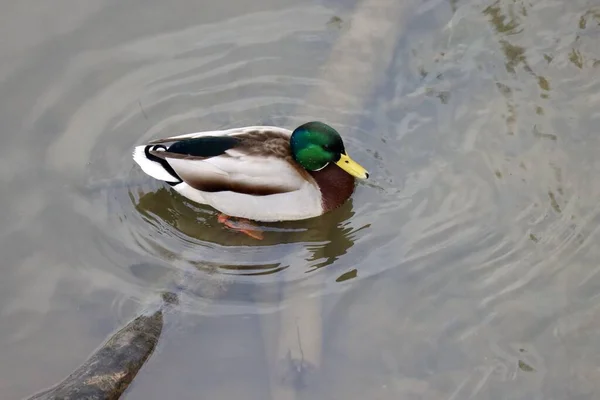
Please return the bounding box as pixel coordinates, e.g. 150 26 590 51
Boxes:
1 0 600 398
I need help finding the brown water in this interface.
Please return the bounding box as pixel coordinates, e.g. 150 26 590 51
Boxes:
2 0 600 399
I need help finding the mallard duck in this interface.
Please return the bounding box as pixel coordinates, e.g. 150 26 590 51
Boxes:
132 121 368 238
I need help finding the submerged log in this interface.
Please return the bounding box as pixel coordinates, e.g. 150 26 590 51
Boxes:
264 1 418 399
25 293 174 400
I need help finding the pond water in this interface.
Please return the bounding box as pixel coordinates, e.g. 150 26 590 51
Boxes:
1 0 600 398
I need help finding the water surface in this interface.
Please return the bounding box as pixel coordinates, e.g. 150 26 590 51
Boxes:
1 0 600 399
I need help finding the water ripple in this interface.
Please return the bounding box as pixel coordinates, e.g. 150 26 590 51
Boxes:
19 5 378 314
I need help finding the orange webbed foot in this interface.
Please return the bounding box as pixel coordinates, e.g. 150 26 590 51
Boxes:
218 214 264 240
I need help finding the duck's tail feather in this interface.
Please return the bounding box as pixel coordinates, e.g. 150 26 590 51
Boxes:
133 145 182 184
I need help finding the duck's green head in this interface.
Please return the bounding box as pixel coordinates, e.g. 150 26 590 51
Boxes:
290 121 369 179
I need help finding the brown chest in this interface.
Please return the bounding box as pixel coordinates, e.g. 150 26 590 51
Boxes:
310 164 356 212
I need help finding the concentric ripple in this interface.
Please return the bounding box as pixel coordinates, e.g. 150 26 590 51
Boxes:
22 5 377 314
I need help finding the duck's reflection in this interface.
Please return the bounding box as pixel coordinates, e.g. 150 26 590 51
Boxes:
131 186 365 276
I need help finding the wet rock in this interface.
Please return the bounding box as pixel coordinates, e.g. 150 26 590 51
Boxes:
26 297 169 400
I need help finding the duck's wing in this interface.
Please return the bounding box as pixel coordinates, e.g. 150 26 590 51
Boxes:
146 129 310 196
148 125 292 144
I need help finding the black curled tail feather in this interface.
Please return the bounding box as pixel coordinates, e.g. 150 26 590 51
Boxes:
144 144 182 186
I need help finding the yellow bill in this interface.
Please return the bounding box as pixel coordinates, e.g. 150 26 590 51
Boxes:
336 153 369 179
